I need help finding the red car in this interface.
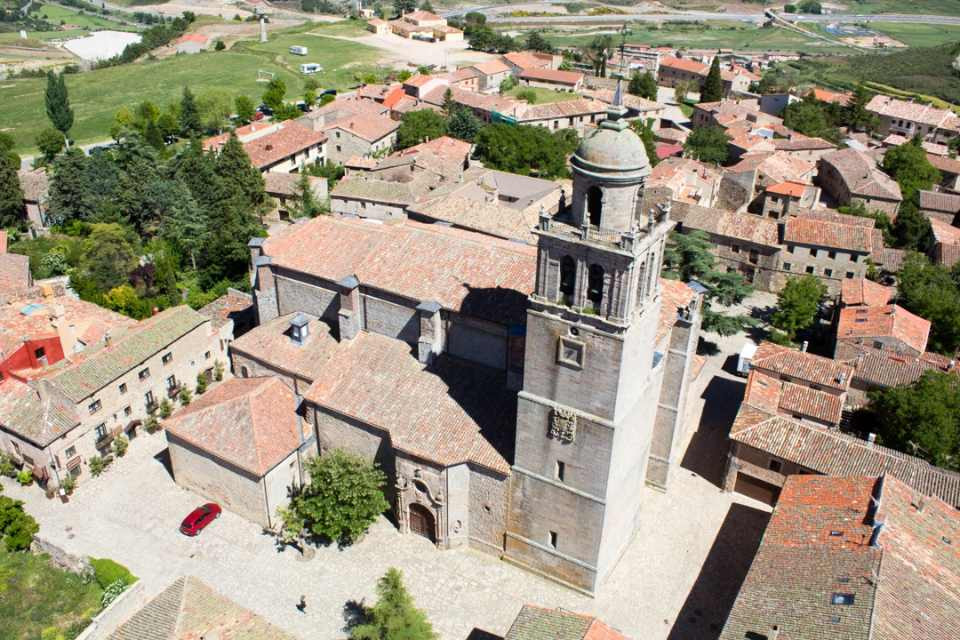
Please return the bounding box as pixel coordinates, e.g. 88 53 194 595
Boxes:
180 503 221 536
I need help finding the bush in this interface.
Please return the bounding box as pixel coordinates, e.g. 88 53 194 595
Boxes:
90 557 137 589
214 39 225 51
195 372 208 395
100 579 127 608
112 435 128 458
88 455 110 477
17 470 33 486
514 88 538 104
214 360 224 382
0 495 39 551
0 453 17 479
60 474 76 495
179 387 192 406
145 415 161 434
159 399 173 419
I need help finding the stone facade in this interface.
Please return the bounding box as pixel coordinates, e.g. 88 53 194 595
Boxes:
326 127 397 165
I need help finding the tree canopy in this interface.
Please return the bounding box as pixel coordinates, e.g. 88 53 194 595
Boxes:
0 150 23 229
896 252 960 354
684 126 730 165
0 495 39 552
701 57 723 103
44 71 74 141
882 137 940 201
628 71 658 101
474 124 573 179
349 568 437 640
630 119 659 168
770 275 826 342
396 110 448 149
782 98 840 142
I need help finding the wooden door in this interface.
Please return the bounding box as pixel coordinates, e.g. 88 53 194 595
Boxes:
408 504 436 543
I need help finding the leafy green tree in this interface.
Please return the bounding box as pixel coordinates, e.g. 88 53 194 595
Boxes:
843 84 879 133
630 119 659 167
525 31 553 53
113 135 166 234
897 252 960 354
197 90 234 133
447 106 483 142
262 77 287 113
420 0 433 11
892 195 933 253
684 126 730 165
48 149 97 225
287 450 389 545
393 0 416 16
350 568 437 640
396 110 448 149
172 137 224 212
215 133 266 212
290 172 323 218
474 124 568 178
196 371 208 394
701 57 723 103
44 71 74 143
160 182 208 270
798 0 822 13
770 275 826 341
0 132 20 168
882 137 940 200
35 128 65 165
628 70 658 101
0 151 23 229
0 495 39 552
869 371 960 470
782 98 840 142
235 95 256 125
179 86 202 137
76 223 139 293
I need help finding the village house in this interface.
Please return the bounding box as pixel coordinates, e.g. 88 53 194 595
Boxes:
835 303 931 359
0 305 225 490
470 59 513 93
387 10 463 42
760 180 821 218
309 103 400 165
817 148 903 217
17 169 50 232
866 94 960 145
505 605 628 640
517 68 584 92
723 341 960 507
173 33 209 54
366 17 390 35
582 88 664 124
918 189 960 224
441 66 481 92
502 51 560 75
719 66 760 97
927 152 960 191
0 231 31 296
511 98 609 132
263 172 328 220
929 216 960 267
648 158 723 208
203 121 327 173
656 56 708 90
719 474 960 640
780 210 880 291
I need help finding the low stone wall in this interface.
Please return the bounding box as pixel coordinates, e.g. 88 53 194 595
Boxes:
75 580 148 640
31 535 92 577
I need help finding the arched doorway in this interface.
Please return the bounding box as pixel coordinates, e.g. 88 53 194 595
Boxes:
587 186 602 227
408 503 436 543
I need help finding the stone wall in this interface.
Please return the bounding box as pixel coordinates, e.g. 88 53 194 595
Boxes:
31 536 92 576
75 579 148 640
331 197 407 221
468 466 508 555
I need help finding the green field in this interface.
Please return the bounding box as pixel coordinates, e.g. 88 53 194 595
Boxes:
869 22 960 48
0 24 381 151
659 0 960 16
34 4 137 31
506 85 578 103
0 29 89 44
0 547 104 640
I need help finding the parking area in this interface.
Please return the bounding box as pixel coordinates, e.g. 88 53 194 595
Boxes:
3 328 770 640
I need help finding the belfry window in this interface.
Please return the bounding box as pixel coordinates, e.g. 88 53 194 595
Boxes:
587 264 604 312
587 186 602 227
559 256 576 306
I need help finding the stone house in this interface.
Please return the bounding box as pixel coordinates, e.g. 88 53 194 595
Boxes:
927 153 960 191
760 181 820 218
505 605 628 640
647 158 723 208
0 306 224 489
518 68 584 92
203 121 326 173
17 169 49 231
470 59 513 93
656 56 708 89
781 211 878 292
817 148 902 218
164 376 313 528
835 303 930 359
263 172 328 219
502 51 560 75
388 10 462 42
512 99 609 133
366 18 390 35
918 189 960 224
321 114 399 165
720 66 759 97
866 94 960 145
929 216 960 267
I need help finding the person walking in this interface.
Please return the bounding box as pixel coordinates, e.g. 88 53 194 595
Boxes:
296 595 307 613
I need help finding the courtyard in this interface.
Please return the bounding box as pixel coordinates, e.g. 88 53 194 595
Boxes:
2 327 769 640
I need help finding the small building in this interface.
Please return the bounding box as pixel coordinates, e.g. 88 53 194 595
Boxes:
164 376 313 528
929 216 960 267
512 98 609 133
387 10 462 42
656 56 708 89
927 153 960 191
648 157 723 208
918 189 960 224
173 33 209 55
781 211 879 291
761 180 820 218
17 169 49 231
203 121 327 173
835 303 931 358
366 18 390 35
517 68 584 92
505 604 629 640
817 148 902 218
470 59 512 93
263 172 328 219
502 51 558 75
866 94 960 145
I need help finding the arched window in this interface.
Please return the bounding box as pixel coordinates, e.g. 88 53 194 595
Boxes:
559 256 576 306
241 366 249 378
587 186 603 228
588 264 605 312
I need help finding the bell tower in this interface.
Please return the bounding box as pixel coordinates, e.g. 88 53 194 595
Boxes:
504 86 674 594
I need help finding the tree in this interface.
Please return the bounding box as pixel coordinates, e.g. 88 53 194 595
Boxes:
474 124 570 179
47 149 97 225
285 450 389 545
393 0 416 15
869 371 960 470
290 172 323 218
44 71 74 143
684 126 730 165
628 70 657 101
844 84 879 133
0 495 39 552
583 34 614 77
782 98 840 142
882 137 940 201
0 151 23 229
892 196 933 253
0 132 20 169
897 252 960 354
261 77 287 114
35 128 65 165
396 109 448 149
350 568 437 640
216 133 266 211
770 275 826 341
197 90 234 133
525 31 553 53
179 86 202 137
798 0 822 13
701 57 723 103
420 0 433 11
630 119 659 168
75 223 139 293
673 79 696 103
236 95 255 125
447 106 483 142
159 182 208 270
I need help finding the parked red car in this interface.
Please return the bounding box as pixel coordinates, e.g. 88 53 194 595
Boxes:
180 503 221 536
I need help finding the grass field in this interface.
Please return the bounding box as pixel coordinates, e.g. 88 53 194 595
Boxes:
34 4 137 31
0 547 104 640
506 85 578 103
659 0 960 16
543 22 851 54
868 22 960 48
0 25 382 151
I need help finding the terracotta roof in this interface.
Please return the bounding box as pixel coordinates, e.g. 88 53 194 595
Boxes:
471 59 511 76
204 122 326 170
719 474 960 640
505 605 629 640
0 253 31 296
811 87 852 105
927 152 960 175
109 576 297 640
0 379 79 447
840 278 895 308
326 112 399 143
518 68 583 85
751 341 853 392
837 304 931 355
729 151 815 186
657 278 697 344
175 33 208 44
930 216 960 245
820 149 902 202
404 10 442 21
165 377 304 476
836 342 955 392
403 74 435 88
867 94 960 129
515 98 608 122
655 143 683 160
17 169 48 203
197 290 253 331
672 202 779 246
772 136 836 152
766 180 808 198
394 135 471 163
262 216 536 325
660 56 708 75
304 331 513 475
502 51 552 71
783 215 874 253
919 189 960 214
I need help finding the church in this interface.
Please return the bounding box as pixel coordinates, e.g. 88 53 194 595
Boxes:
200 89 703 595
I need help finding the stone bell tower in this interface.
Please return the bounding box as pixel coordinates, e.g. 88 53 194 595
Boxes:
503 84 674 594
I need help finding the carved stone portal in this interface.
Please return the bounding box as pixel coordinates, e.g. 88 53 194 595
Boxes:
549 407 578 443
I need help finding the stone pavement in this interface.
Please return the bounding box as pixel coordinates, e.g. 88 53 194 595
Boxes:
4 329 770 640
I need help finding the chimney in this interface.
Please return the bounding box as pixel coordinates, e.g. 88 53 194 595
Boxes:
800 340 808 352
416 300 443 364
103 331 111 347
337 275 361 341
867 432 876 446
289 313 310 346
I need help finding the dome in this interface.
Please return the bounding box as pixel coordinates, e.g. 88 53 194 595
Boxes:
571 122 651 181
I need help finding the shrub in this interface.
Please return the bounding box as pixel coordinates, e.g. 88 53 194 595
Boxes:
145 415 161 434
88 455 110 477
0 495 39 551
112 435 128 458
214 39 225 51
179 387 192 406
90 557 137 589
0 453 17 478
514 88 538 104
60 474 76 495
214 360 225 382
101 579 127 608
17 470 33 486
195 372 208 395
159 399 173 418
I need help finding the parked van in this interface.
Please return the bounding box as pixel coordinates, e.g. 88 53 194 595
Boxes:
289 45 308 56
300 63 322 74
736 341 758 377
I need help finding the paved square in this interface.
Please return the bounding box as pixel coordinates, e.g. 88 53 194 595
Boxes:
4 333 770 640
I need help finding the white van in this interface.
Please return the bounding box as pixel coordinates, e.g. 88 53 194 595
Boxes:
289 45 308 56
300 63 322 74
736 341 758 377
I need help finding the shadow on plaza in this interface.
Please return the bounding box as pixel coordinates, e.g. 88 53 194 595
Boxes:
667 503 770 640
680 375 746 488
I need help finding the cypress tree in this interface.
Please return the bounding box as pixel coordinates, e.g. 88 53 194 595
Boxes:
179 87 202 137
701 57 723 103
44 72 74 143
215 133 266 211
0 151 23 228
48 148 96 226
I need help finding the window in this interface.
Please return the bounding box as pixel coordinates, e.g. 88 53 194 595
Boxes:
768 459 783 473
806 266 815 274
559 256 576 305
831 593 855 606
824 268 833 277
88 399 101 414
548 531 558 549
731 244 741 254
557 336 585 369
118 382 127 394
204 351 211 360
873 340 884 350
241 366 250 378
587 264 604 311
34 346 45 359
846 272 855 279
555 461 566 482
165 375 178 391
139 367 150 380
65 446 76 459
94 423 108 441
587 185 603 227
124 406 131 416
336 144 342 153
162 352 173 365
828 251 837 259
787 245 794 253
144 390 155 408
783 262 792 272
811 248 819 258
